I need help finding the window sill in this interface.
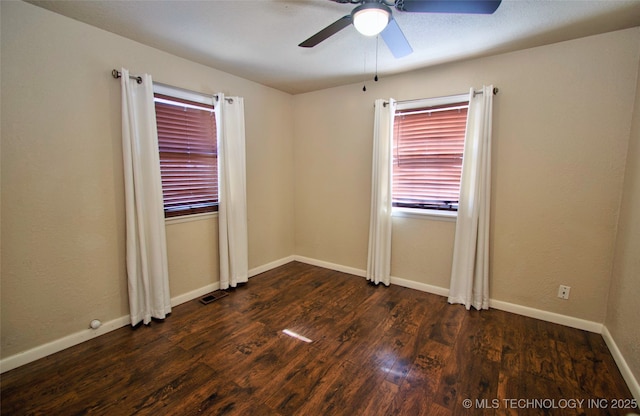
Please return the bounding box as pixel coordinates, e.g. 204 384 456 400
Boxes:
392 207 457 222
165 211 218 225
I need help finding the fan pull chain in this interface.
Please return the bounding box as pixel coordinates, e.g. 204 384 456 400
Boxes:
374 35 379 82
362 49 367 92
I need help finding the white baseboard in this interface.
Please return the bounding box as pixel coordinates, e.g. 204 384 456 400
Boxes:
170 282 220 307
292 255 604 334
171 256 295 308
390 275 450 297
249 255 295 278
292 255 367 277
489 299 603 333
0 255 296 374
0 314 131 374
602 326 640 402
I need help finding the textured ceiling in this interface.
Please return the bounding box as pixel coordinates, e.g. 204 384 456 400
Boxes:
26 0 640 94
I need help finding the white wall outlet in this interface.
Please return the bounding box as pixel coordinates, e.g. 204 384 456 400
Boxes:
558 285 571 300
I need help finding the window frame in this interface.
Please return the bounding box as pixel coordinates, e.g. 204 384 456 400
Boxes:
153 83 218 221
392 93 469 220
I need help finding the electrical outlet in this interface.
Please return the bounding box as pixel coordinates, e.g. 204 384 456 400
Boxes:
558 285 571 300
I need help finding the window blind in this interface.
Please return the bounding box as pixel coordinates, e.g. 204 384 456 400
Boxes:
393 102 469 211
154 93 218 217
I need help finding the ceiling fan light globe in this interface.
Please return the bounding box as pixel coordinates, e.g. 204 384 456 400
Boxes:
353 6 390 36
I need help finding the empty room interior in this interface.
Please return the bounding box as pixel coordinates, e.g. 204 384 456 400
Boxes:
1 0 640 414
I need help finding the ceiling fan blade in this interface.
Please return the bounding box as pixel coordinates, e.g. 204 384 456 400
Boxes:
381 18 413 58
299 15 353 48
396 0 502 14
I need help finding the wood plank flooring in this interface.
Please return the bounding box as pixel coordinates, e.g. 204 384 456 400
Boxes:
1 261 635 415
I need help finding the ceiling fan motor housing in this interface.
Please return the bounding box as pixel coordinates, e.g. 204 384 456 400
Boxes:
352 2 392 36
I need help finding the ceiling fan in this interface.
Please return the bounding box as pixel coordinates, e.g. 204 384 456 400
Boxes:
299 0 502 58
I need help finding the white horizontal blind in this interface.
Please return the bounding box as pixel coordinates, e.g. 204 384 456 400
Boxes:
154 93 218 217
393 101 469 211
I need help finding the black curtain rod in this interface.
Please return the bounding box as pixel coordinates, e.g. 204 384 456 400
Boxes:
113 70 234 103
112 69 142 84
384 87 499 107
474 87 499 96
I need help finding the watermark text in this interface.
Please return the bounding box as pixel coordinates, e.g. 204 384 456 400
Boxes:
461 398 638 410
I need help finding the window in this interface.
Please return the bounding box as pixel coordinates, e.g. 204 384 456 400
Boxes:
153 85 217 218
392 94 469 213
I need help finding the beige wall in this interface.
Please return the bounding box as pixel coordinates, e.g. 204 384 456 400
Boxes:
606 54 640 385
293 28 640 323
0 1 294 358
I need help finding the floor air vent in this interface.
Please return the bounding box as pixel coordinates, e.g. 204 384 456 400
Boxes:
200 290 229 305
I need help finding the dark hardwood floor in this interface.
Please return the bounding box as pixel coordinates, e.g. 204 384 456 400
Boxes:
1 261 635 415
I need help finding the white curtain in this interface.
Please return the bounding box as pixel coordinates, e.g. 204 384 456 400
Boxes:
366 98 396 286
216 94 249 290
448 85 494 310
120 68 171 326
